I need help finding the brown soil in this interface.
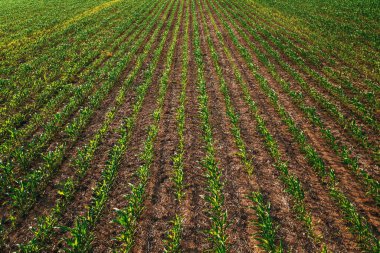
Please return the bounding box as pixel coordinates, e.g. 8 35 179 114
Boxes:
178 4 210 251
232 0 378 88
209 0 380 246
89 1 182 251
130 2 186 252
3 0 379 252
199 1 316 251
215 5 380 229
2 1 175 251
0 1 165 190
0 0 161 146
219 0 380 170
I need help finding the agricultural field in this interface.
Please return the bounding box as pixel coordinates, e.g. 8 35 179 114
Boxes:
0 0 379 252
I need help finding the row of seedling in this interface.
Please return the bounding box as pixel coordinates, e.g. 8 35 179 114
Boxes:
220 0 379 161
232 0 379 129
60 1 177 251
113 1 182 251
205 1 318 249
0 0 150 145
0 0 157 158
232 0 379 100
191 0 228 250
13 2 171 251
201 3 284 251
0 0 135 110
0 0 169 236
212 0 380 204
0 0 162 201
163 1 190 250
210 5 379 250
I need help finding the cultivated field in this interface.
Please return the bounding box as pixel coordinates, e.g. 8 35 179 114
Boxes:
0 0 379 252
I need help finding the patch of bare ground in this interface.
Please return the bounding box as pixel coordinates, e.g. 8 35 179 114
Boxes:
179 3 210 250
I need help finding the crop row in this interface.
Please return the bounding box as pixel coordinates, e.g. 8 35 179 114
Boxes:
14 1 172 251
0 0 139 135
113 1 183 251
203 0 320 249
0 0 110 48
239 0 379 91
0 0 152 148
0 0 125 106
163 0 190 251
205 0 379 250
60 1 178 251
224 0 380 159
0 0 161 199
212 0 380 204
0 0 169 244
199 1 286 250
191 0 228 250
